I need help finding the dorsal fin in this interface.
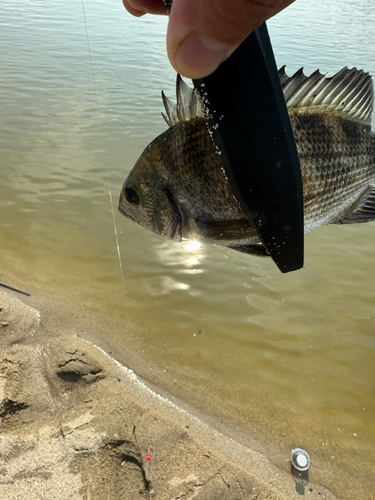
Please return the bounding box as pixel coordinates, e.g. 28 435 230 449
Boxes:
161 75 203 127
162 68 374 128
279 66 374 126
161 92 179 127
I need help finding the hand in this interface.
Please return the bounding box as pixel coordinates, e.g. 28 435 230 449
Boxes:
123 0 295 79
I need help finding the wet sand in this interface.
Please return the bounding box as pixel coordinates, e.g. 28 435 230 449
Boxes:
0 287 336 500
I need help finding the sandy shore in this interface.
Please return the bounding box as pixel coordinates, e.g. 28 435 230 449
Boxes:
0 288 336 500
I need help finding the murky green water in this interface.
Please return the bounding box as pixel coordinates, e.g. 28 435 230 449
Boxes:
1 0 374 497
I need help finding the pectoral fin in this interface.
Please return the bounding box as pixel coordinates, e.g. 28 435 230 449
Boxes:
195 218 257 241
229 244 270 257
335 186 375 224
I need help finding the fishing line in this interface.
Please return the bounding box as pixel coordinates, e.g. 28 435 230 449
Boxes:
0 282 31 297
80 0 129 320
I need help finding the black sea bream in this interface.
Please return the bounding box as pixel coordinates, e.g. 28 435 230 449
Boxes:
119 67 375 257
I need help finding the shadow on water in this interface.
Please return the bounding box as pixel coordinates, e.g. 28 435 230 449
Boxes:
291 467 309 496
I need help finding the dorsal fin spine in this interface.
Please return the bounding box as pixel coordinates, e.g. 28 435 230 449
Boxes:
298 75 328 107
162 67 374 128
283 66 374 125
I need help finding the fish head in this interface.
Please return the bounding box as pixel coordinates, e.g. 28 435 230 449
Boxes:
118 133 183 242
119 118 250 246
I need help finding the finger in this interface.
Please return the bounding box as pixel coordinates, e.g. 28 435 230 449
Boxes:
123 0 167 16
167 0 296 79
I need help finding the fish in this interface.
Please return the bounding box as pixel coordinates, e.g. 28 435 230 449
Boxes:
118 67 375 257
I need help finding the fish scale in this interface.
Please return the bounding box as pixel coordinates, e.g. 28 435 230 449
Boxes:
290 110 375 231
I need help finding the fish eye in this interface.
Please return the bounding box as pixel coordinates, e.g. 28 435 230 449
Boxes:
124 185 140 206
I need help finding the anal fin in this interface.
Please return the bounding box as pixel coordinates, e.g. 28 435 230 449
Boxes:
335 186 375 224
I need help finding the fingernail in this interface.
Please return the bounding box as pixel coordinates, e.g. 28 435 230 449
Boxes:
123 0 147 17
174 32 230 79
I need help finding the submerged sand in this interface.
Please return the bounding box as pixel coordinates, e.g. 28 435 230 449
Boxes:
0 288 335 499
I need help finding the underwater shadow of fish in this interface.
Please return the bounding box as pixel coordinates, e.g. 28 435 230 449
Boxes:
119 66 375 258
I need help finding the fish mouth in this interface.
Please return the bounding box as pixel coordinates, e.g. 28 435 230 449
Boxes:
118 205 136 222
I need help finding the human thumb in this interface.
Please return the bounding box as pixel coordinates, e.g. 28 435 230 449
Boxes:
167 0 294 79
